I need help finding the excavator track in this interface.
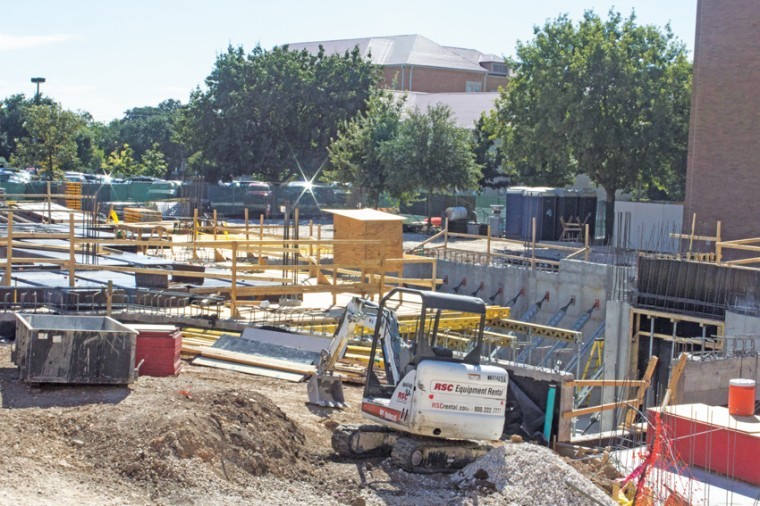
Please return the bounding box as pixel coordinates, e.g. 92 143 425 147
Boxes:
390 436 492 474
332 424 398 458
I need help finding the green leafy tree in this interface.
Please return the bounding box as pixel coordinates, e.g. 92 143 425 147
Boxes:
385 104 482 225
326 89 405 207
138 143 168 178
103 144 137 177
0 94 54 163
11 103 86 179
115 100 185 173
493 10 691 241
472 115 508 189
183 44 379 182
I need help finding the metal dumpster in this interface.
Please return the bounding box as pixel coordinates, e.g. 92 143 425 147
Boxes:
13 314 138 384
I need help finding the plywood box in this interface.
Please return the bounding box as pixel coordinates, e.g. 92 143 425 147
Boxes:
327 209 404 273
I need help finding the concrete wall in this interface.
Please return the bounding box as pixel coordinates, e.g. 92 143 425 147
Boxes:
678 355 760 406
725 311 760 354
613 201 684 253
407 258 613 341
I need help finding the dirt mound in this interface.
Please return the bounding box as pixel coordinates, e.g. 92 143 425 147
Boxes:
59 388 310 488
455 443 616 506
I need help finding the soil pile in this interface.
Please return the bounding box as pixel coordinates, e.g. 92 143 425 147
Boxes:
60 388 311 487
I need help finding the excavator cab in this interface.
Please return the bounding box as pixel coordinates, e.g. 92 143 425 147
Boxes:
363 288 488 401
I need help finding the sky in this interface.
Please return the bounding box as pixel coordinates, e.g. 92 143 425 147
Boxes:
1 0 697 123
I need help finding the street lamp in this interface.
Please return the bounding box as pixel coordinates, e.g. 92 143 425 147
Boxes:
31 77 46 100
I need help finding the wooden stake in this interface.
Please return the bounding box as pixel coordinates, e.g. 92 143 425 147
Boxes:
106 280 113 316
69 213 76 288
584 224 590 261
444 218 449 250
660 352 688 409
486 224 492 265
244 208 249 241
46 182 52 223
258 214 264 265
688 213 696 256
4 212 12 286
231 241 238 318
624 355 659 428
192 208 199 260
716 221 722 263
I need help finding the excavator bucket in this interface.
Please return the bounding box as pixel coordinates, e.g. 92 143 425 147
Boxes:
307 374 347 408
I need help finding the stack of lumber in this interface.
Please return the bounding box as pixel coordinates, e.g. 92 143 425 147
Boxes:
130 324 182 376
124 207 162 223
180 327 239 356
180 326 378 384
64 182 82 211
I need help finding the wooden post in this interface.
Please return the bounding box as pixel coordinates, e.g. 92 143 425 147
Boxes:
192 208 198 259
584 224 590 262
660 352 688 409
244 208 250 241
431 258 437 292
332 267 338 305
106 280 113 317
69 213 76 288
715 221 722 263
531 217 536 270
4 212 12 286
486 224 492 265
688 213 696 257
46 182 52 223
623 356 659 428
444 218 449 251
317 224 322 268
213 209 218 241
258 214 264 265
308 219 314 257
231 241 238 318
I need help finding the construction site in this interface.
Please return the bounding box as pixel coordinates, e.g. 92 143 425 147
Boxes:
2 0 760 503
0 173 758 506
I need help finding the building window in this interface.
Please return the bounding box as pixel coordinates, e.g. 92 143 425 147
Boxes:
466 81 482 92
491 63 508 75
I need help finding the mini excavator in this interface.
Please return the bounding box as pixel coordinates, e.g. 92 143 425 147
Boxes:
325 287 508 473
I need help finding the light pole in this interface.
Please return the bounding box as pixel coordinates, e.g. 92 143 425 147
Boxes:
31 77 46 101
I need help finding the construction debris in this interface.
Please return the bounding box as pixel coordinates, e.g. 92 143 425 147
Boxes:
455 443 616 505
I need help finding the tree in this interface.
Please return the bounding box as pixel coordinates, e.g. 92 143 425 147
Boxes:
472 115 508 189
116 100 185 172
0 94 54 163
138 143 168 178
493 10 692 241
11 103 86 179
183 44 379 182
384 104 482 225
326 89 405 207
103 144 137 177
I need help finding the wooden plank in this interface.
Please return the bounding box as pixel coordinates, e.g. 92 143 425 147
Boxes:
568 380 648 388
562 398 640 419
199 347 317 375
192 357 306 382
660 352 688 409
624 356 659 427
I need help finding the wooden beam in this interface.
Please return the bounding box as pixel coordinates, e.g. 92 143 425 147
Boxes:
660 352 688 409
562 398 640 419
623 356 659 428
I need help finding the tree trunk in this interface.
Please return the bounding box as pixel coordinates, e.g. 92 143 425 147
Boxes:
604 187 616 245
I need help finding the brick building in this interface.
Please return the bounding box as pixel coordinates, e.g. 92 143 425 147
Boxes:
684 0 760 242
287 34 509 93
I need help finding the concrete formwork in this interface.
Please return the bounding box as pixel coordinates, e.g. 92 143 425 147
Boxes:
407 258 613 341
